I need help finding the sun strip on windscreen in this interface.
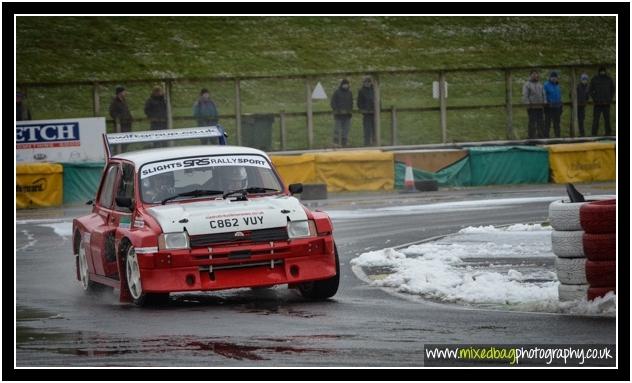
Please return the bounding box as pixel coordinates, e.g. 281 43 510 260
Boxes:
139 155 271 179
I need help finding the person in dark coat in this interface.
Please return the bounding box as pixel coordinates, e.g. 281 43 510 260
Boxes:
574 73 590 137
357 76 376 146
109 86 133 152
109 86 133 132
193 88 220 144
590 67 615 136
330 79 353 147
16 92 32 121
144 85 168 147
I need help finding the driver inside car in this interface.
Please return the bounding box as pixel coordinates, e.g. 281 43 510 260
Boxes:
223 166 249 191
142 171 176 203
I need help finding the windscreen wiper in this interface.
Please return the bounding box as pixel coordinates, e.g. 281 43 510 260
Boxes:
222 187 280 199
161 189 224 205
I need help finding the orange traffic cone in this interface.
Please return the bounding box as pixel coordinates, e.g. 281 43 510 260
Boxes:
403 159 416 192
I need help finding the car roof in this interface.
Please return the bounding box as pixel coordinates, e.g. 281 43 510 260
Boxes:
112 145 271 169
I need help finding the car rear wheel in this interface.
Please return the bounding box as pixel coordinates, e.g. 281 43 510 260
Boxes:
77 242 105 293
298 244 340 300
125 246 169 306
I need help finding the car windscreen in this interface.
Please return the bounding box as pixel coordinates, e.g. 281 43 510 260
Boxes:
139 154 283 204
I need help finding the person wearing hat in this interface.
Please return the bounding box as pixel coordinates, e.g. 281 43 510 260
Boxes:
543 71 563 138
193 88 220 144
16 91 32 121
357 76 377 146
330 78 353 147
573 73 590 137
522 70 546 139
108 86 133 152
589 66 615 136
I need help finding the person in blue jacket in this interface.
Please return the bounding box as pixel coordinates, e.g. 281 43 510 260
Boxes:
543 71 563 138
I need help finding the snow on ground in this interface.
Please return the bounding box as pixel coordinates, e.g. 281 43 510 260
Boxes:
351 224 615 316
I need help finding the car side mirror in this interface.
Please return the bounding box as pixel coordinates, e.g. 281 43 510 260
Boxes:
115 196 134 209
288 183 303 195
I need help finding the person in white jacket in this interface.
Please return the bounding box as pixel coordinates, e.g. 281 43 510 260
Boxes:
522 70 546 139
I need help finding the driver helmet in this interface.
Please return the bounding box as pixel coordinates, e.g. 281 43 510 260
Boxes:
142 172 175 200
224 166 248 190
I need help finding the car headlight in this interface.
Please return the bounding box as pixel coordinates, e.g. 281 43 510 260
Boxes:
288 220 317 239
158 232 190 250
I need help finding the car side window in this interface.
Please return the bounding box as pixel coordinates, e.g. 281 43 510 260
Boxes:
115 163 135 211
98 165 119 209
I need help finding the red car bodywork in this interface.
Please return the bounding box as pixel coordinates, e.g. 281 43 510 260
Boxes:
72 156 336 303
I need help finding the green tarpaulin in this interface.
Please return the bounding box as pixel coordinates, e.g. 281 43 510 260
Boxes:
395 146 550 188
468 146 549 186
62 163 104 204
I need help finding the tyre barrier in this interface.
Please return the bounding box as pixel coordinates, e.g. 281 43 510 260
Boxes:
582 233 616 261
555 257 587 285
551 230 584 258
585 260 616 287
548 197 612 232
558 283 589 302
580 199 616 234
587 286 616 301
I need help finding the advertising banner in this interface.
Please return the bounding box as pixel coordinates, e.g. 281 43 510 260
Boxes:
16 117 106 163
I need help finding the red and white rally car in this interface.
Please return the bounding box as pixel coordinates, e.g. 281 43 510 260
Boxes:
72 127 339 305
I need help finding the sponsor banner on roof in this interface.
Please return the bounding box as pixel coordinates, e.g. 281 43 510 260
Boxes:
140 155 271 179
107 126 222 144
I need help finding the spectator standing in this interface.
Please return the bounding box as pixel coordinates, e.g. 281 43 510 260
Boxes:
144 85 168 130
521 70 546 139
193 88 219 144
144 85 168 148
357 76 376 146
590 66 615 136
109 86 133 152
330 79 353 147
574 73 590 137
109 86 133 133
543 71 563 138
16 91 32 121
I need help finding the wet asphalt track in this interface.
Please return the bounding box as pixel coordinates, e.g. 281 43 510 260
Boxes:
15 184 617 367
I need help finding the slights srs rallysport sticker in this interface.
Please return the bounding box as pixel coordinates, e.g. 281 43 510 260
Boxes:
140 155 271 179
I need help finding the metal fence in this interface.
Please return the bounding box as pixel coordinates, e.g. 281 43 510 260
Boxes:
17 63 616 151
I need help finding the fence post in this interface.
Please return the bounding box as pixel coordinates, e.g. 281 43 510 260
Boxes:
570 67 578 138
391 105 397 146
439 71 447 143
92 83 100 116
306 79 314 149
280 111 287 151
164 80 173 130
373 74 381 146
505 70 515 139
235 79 242 145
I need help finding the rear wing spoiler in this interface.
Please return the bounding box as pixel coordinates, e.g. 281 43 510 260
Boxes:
102 125 227 159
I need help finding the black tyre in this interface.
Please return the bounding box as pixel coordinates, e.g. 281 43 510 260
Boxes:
298 245 340 300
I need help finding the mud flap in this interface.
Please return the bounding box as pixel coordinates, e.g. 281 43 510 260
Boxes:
116 243 132 303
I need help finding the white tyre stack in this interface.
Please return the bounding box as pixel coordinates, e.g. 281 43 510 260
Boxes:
549 199 589 302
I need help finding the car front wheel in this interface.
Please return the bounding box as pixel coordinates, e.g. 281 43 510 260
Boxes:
125 246 169 306
298 244 340 300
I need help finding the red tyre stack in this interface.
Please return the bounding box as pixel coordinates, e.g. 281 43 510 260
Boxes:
580 199 616 300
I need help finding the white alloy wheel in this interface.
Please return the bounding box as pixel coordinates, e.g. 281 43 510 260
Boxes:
78 244 90 290
126 247 143 300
